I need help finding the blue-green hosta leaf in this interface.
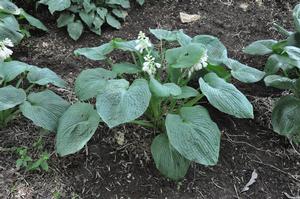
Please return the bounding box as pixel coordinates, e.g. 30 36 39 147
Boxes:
96 7 108 19
176 30 192 46
284 46 300 61
151 133 190 180
264 75 296 90
56 102 101 156
0 61 30 83
149 77 181 97
79 11 95 27
41 0 71 14
149 29 178 41
224 58 265 83
264 54 297 74
0 15 23 44
20 90 70 131
136 0 144 5
112 9 128 20
0 86 26 111
67 20 83 41
293 4 300 32
165 106 221 165
174 86 199 99
199 72 253 118
192 35 228 65
112 62 141 74
96 79 151 128
112 39 138 51
75 68 117 101
106 0 130 9
106 13 121 29
272 95 300 140
0 1 20 15
243 40 277 55
57 13 75 28
166 43 207 68
74 42 114 60
20 9 48 31
27 67 67 88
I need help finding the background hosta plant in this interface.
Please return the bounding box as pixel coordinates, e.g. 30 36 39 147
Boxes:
0 41 69 130
0 0 48 44
37 0 144 40
56 29 263 180
244 3 300 144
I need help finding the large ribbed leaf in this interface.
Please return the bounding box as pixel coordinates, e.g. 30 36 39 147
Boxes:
0 61 30 83
243 40 277 55
165 106 221 165
149 77 181 98
56 102 101 156
74 43 114 61
0 86 26 111
20 90 70 131
199 72 253 118
151 134 190 180
96 79 151 128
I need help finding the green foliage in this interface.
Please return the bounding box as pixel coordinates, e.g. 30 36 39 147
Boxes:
15 137 50 172
38 0 145 40
244 3 300 143
0 60 69 131
0 0 47 44
61 29 261 180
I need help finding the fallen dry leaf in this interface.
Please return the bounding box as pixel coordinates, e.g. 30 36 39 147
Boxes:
180 12 200 23
241 169 258 192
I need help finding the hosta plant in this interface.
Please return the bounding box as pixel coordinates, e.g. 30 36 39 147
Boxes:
244 3 300 144
56 29 264 180
0 0 48 44
0 40 69 130
37 0 144 40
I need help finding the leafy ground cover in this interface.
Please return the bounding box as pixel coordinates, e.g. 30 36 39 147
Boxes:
0 0 300 198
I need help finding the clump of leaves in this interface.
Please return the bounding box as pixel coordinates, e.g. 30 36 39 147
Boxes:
55 29 264 180
16 137 50 172
0 0 48 44
0 59 69 130
244 3 300 144
37 0 144 40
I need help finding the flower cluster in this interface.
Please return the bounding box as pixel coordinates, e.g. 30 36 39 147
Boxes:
187 51 208 78
0 38 14 61
135 31 152 53
142 54 161 76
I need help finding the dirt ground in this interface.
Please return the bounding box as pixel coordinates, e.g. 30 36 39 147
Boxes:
1 0 300 198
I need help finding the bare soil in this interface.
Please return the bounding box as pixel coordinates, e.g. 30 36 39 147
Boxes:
1 0 300 198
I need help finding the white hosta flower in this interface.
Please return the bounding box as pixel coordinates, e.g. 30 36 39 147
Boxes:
0 38 14 61
135 31 152 53
187 51 208 78
142 54 161 76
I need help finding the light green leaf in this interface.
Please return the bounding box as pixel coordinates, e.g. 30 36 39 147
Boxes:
151 134 190 180
56 102 101 156
174 86 199 99
106 14 121 29
67 20 83 40
149 77 181 97
166 43 207 68
112 62 141 74
106 0 130 8
264 75 296 90
243 40 277 55
0 86 26 111
75 68 117 101
20 90 70 131
20 9 48 31
272 96 300 138
74 42 114 60
0 1 20 15
224 58 265 83
96 79 151 128
57 13 75 28
165 106 221 165
293 4 300 32
199 72 253 118
27 67 67 88
149 29 177 41
0 61 30 83
192 35 228 65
